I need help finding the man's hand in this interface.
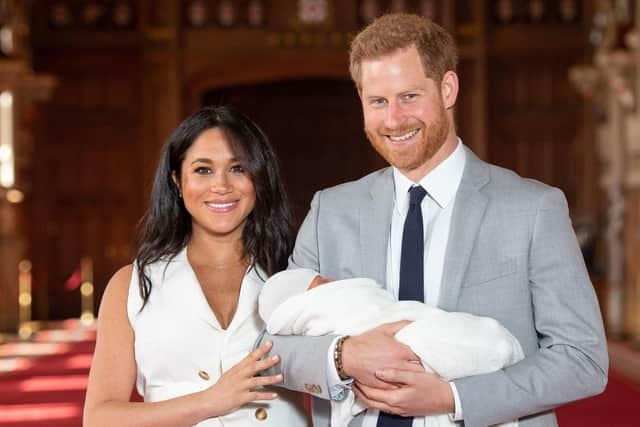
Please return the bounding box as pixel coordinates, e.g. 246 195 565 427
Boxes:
352 369 455 417
342 321 419 389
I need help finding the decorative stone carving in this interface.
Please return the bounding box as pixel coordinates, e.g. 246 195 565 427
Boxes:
113 1 134 29
496 0 516 24
528 0 546 22
359 0 379 24
298 0 328 25
419 0 437 20
82 1 104 27
570 0 640 342
50 1 73 29
187 0 208 28
559 0 578 23
218 0 236 28
247 0 266 28
390 0 408 13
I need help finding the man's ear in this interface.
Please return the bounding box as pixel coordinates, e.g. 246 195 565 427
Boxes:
441 71 459 110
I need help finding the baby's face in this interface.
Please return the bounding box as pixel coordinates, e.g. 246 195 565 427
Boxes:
307 275 335 290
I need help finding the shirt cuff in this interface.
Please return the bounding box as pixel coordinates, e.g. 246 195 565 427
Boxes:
448 381 463 421
326 336 353 401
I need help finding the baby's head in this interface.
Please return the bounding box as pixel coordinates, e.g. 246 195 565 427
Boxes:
308 274 335 290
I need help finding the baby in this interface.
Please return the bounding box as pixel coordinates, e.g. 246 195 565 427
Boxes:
259 269 523 427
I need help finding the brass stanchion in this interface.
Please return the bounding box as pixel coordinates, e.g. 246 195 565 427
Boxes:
17 259 32 339
80 256 94 326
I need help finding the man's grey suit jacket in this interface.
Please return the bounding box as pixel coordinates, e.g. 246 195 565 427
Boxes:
264 146 608 427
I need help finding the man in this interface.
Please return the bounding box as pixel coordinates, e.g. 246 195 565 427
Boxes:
261 13 607 427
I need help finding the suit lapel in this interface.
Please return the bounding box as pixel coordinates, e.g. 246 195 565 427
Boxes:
438 148 490 311
360 168 394 284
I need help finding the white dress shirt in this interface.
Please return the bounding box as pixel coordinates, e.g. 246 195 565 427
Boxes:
327 140 466 425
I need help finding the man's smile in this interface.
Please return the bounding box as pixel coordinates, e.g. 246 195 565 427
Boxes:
384 128 421 145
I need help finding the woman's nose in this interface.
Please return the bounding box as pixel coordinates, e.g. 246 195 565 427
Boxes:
209 172 232 193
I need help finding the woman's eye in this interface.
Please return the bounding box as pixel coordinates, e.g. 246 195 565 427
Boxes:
194 166 211 175
230 164 245 173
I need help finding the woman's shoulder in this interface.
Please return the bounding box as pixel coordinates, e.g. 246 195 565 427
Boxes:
136 249 188 277
101 264 134 307
112 264 134 282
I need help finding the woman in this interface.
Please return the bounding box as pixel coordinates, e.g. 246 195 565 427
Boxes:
83 106 308 426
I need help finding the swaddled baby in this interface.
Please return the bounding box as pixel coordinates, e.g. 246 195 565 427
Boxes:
259 269 523 427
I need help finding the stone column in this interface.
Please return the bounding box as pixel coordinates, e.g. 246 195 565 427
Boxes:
623 3 640 344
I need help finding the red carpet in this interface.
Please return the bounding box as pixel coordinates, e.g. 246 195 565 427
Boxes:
0 321 95 426
0 323 638 426
556 370 640 426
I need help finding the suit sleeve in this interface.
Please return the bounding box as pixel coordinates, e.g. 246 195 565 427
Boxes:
453 188 608 427
257 192 338 400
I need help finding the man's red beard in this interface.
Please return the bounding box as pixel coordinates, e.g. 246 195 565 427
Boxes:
366 103 450 173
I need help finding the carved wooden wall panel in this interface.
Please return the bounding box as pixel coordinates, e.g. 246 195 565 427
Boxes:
486 1 594 219
203 79 383 225
457 58 486 154
21 0 600 323
488 58 584 197
30 50 143 320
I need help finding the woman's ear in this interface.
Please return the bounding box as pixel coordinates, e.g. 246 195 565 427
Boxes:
171 171 182 198
441 70 459 110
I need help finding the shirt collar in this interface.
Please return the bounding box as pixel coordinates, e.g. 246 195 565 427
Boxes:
392 138 466 213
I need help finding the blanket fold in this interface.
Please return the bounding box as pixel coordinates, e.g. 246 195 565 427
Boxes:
259 269 523 427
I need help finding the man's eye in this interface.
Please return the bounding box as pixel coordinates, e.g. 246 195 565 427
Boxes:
403 93 418 101
371 98 387 107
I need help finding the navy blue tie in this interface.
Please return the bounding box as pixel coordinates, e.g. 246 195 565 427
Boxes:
376 185 427 427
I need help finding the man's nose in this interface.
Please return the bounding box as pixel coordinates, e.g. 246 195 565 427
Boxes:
384 102 405 129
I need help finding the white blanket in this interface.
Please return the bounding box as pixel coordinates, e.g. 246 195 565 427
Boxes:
259 269 524 427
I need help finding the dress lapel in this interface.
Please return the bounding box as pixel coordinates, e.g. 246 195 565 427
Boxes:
183 248 264 332
438 147 490 311
178 248 223 330
360 168 394 284
226 264 263 333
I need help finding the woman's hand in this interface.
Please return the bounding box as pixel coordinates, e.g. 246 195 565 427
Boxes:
204 341 283 417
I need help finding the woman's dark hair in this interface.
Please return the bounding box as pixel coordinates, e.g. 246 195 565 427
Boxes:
135 105 294 306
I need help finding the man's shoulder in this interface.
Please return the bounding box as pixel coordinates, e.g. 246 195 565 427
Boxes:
317 167 391 202
482 159 565 207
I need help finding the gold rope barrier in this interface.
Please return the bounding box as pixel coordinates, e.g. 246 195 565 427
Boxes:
80 256 95 325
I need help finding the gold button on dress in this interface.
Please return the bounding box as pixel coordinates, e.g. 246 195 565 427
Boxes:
255 407 267 420
198 370 210 380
